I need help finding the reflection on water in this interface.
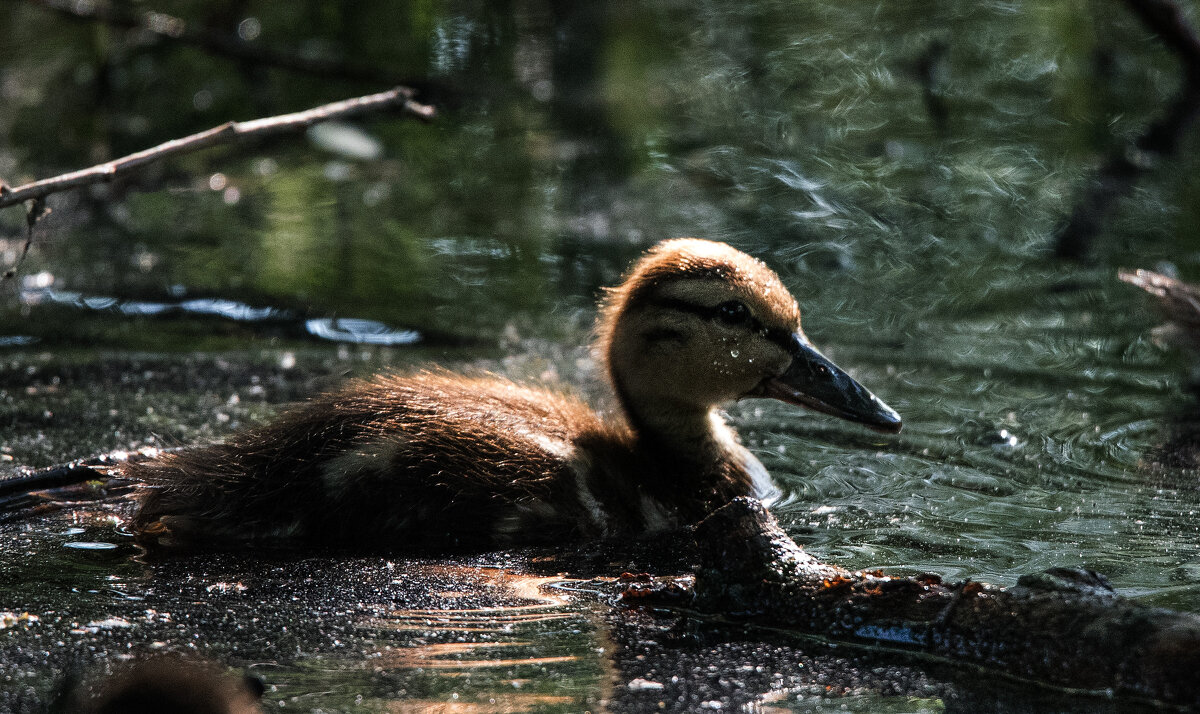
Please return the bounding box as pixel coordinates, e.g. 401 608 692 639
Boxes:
375 641 576 669
379 694 578 713
348 568 605 711
377 604 574 634
18 275 422 345
305 317 421 345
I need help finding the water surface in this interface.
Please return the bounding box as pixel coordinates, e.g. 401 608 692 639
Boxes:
3 0 1200 710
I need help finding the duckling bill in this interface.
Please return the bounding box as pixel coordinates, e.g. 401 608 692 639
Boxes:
126 238 900 551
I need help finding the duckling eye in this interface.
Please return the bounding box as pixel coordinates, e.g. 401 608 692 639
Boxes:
716 300 751 325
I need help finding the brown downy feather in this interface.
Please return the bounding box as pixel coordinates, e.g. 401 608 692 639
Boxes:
130 372 609 549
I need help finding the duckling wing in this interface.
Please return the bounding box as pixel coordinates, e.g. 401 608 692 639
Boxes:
127 373 617 550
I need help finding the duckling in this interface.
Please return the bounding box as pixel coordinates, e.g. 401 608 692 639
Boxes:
126 238 901 551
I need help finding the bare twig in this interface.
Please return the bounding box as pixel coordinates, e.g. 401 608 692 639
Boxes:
0 86 435 211
1055 0 1200 259
15 0 419 87
1 198 50 279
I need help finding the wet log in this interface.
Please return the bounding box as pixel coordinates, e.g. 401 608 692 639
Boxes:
623 498 1200 707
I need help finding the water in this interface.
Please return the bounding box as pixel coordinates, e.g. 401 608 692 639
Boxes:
3 0 1200 710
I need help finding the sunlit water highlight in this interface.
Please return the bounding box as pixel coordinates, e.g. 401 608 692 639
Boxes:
18 280 422 346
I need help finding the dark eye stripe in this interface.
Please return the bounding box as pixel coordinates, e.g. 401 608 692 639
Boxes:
646 297 795 353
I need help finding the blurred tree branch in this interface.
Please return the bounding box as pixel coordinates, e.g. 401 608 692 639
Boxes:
0 87 434 278
1055 0 1200 259
13 0 422 87
0 86 434 212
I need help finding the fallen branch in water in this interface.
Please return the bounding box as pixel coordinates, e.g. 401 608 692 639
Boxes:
623 498 1200 708
1119 267 1200 348
0 86 435 212
1055 0 1200 259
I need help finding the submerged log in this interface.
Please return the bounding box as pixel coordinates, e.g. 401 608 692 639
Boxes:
623 498 1200 707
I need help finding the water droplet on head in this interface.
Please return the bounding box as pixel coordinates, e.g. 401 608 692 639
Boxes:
730 349 740 359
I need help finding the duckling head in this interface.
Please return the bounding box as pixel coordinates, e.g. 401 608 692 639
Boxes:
599 238 901 434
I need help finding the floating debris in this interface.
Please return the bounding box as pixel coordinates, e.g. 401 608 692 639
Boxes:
21 286 291 322
307 121 384 161
63 541 118 550
0 612 38 629
305 318 421 345
626 678 665 691
84 617 133 630
18 280 421 346
205 582 248 595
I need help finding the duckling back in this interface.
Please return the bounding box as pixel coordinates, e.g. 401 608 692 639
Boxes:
129 373 621 550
